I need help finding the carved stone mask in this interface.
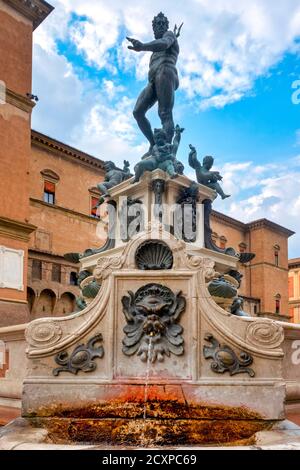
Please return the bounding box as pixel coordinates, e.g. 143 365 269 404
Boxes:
122 283 186 363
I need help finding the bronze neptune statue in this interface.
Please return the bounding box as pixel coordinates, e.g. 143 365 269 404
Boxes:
127 12 181 157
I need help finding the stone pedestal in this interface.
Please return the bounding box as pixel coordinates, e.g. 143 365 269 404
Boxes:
19 175 286 446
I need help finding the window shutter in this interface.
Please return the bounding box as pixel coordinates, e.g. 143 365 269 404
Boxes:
44 181 55 193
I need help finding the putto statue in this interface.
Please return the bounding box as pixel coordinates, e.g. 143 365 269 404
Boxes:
127 12 181 157
188 145 230 200
132 125 184 183
95 160 131 207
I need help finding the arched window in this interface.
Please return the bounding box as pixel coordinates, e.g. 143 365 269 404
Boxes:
55 292 76 316
219 236 227 250
211 232 218 244
274 245 280 267
37 289 56 316
275 294 281 314
27 287 36 313
239 242 247 253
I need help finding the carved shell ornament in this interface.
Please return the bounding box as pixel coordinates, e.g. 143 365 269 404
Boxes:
245 321 284 349
25 320 62 348
135 240 173 270
122 283 186 363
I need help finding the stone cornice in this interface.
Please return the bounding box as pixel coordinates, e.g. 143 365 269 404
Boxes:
249 261 289 272
212 210 294 238
246 219 295 238
6 88 35 113
31 130 105 172
30 198 100 223
246 218 295 238
3 0 54 30
257 312 292 322
241 295 261 303
28 248 80 266
0 322 26 341
0 216 36 242
289 258 300 268
211 210 246 231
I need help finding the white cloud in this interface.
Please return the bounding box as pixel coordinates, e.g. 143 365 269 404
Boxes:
72 95 147 166
30 1 300 257
34 0 300 109
213 159 300 257
32 43 146 165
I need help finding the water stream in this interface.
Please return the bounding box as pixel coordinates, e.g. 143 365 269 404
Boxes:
143 336 153 420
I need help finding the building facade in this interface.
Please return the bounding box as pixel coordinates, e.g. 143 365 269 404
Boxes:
289 258 300 323
211 211 293 321
27 131 105 321
0 0 53 327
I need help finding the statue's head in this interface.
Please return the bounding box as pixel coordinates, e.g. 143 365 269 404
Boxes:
154 128 167 146
175 160 185 175
203 155 214 170
152 179 165 193
152 12 169 39
105 161 116 171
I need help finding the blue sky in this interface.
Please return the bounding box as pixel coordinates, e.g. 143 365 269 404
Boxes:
31 0 300 257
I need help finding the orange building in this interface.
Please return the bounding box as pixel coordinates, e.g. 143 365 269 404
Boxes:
0 0 53 327
211 211 294 321
0 0 295 328
27 130 105 321
288 258 300 323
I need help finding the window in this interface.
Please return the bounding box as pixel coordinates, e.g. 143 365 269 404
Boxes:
32 259 42 280
219 236 227 250
274 245 280 267
239 243 247 253
52 264 61 283
44 181 55 205
91 196 100 218
70 272 78 286
275 294 281 314
289 277 294 298
254 305 257 315
211 232 218 244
